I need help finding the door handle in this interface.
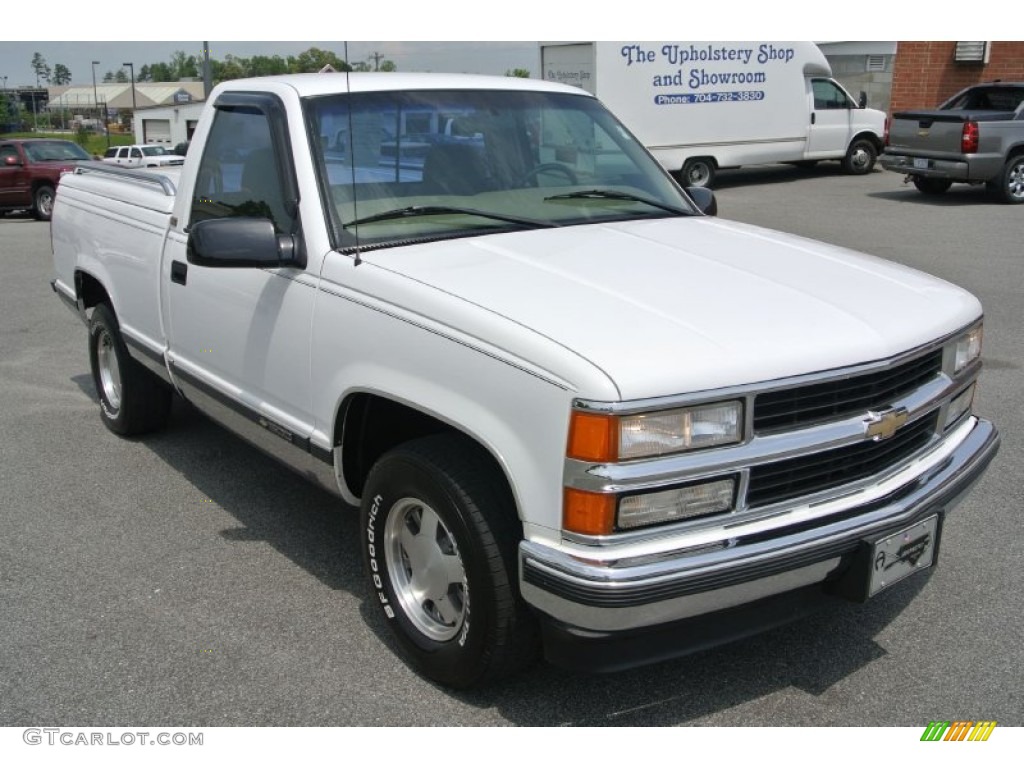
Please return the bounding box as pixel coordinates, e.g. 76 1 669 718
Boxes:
811 112 816 125
171 260 188 285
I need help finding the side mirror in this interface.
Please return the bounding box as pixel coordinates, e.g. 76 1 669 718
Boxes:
3 155 21 167
859 91 868 109
686 186 718 217
187 217 304 269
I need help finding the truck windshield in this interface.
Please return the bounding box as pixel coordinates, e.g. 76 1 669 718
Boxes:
24 141 92 162
305 89 694 250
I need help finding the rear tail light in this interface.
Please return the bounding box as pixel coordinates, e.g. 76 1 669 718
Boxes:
961 121 979 154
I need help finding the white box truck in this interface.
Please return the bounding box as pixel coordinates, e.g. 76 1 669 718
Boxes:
540 41 887 187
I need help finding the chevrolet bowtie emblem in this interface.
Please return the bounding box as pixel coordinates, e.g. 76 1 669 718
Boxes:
864 407 909 441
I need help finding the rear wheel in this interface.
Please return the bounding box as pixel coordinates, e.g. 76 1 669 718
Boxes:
33 185 55 221
990 155 1024 204
88 303 172 435
360 434 538 688
680 157 716 188
912 177 953 196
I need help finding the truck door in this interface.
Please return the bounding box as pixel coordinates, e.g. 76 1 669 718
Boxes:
163 93 315 450
806 78 854 158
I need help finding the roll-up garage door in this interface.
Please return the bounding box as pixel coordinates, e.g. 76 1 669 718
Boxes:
143 119 171 144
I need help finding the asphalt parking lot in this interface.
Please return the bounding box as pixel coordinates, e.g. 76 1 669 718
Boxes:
1 163 1021 727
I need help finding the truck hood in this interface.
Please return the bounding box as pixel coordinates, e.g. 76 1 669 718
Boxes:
364 217 981 400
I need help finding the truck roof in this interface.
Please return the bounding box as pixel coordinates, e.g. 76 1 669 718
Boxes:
211 72 588 99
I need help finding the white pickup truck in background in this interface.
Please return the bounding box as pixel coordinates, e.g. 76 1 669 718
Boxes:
101 143 185 168
51 73 998 688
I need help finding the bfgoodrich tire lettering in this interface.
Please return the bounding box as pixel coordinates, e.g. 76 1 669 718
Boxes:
360 434 538 688
88 303 172 436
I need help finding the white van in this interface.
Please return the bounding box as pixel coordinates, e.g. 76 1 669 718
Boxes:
540 41 886 187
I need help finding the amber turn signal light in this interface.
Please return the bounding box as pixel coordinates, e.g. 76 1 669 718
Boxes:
567 411 618 463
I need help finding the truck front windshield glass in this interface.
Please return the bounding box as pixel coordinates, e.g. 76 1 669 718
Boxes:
24 141 92 162
305 89 693 249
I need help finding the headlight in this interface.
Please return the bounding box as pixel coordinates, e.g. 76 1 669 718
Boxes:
952 324 983 374
568 400 744 462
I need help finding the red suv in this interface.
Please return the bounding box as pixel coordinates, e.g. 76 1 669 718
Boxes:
0 139 92 221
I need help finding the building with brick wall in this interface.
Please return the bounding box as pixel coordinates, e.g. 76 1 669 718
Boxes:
890 41 1024 114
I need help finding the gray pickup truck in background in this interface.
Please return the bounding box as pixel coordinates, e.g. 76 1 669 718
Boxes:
881 82 1024 203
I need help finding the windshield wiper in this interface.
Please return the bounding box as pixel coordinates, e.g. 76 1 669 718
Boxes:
543 189 691 216
345 205 557 229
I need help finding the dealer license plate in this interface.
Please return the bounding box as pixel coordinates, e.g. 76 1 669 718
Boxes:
868 515 938 597
913 157 929 169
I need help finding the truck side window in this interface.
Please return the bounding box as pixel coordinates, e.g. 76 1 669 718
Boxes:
190 106 294 234
812 80 851 110
130 148 142 159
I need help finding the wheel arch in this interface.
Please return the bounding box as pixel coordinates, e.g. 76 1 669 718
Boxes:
75 268 114 313
334 390 522 522
851 130 884 155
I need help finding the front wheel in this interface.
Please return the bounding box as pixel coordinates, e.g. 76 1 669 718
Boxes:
360 434 538 688
33 185 55 221
842 139 877 175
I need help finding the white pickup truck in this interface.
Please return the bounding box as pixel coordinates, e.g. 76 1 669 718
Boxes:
101 143 186 169
51 73 999 688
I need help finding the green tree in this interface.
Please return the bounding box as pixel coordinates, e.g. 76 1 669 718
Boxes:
170 50 199 79
147 62 175 82
506 68 530 78
213 54 247 83
292 47 349 73
248 55 290 77
103 70 115 83
31 52 51 85
52 63 72 85
113 68 128 83
378 60 397 72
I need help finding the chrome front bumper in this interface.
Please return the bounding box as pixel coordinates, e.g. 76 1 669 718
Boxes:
520 417 999 634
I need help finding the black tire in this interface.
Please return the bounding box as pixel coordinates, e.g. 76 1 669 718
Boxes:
680 157 716 188
842 138 877 175
88 303 172 436
990 155 1024 204
33 185 55 221
360 434 539 688
912 177 953 196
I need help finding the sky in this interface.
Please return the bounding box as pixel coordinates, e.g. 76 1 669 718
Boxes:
0 2 995 89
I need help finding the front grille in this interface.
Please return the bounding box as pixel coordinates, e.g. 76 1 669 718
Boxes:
753 350 943 433
746 412 938 508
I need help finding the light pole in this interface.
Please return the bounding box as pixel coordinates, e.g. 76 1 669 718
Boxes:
123 62 136 139
122 62 136 110
91 60 99 132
